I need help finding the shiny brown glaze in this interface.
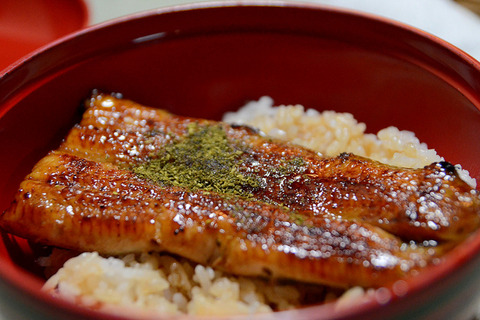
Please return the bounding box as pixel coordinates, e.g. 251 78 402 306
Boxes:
61 93 480 243
1 92 479 288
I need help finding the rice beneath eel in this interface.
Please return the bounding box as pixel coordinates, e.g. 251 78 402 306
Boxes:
39 96 476 317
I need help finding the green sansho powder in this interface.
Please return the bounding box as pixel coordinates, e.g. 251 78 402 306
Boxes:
133 123 260 196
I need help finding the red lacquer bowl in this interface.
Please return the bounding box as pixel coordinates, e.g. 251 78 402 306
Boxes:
0 0 89 72
1 2 480 319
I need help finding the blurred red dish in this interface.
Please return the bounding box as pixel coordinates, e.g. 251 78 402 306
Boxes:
0 0 88 71
0 2 480 320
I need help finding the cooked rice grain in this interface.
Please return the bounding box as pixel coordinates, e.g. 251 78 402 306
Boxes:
43 250 302 317
223 96 443 168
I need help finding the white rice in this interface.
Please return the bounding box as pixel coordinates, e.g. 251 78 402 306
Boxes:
41 97 477 316
223 96 475 188
42 250 303 317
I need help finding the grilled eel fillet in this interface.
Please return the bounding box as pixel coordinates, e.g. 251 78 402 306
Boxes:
1 92 479 288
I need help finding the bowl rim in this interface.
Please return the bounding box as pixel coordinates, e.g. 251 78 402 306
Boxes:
1 1 480 319
2 0 479 79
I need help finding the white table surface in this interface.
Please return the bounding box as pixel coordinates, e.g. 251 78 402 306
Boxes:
2 0 480 319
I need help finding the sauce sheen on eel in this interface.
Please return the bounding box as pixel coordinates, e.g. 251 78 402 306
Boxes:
1 92 479 289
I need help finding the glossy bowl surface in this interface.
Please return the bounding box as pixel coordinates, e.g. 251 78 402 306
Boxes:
0 0 88 71
1 2 480 319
